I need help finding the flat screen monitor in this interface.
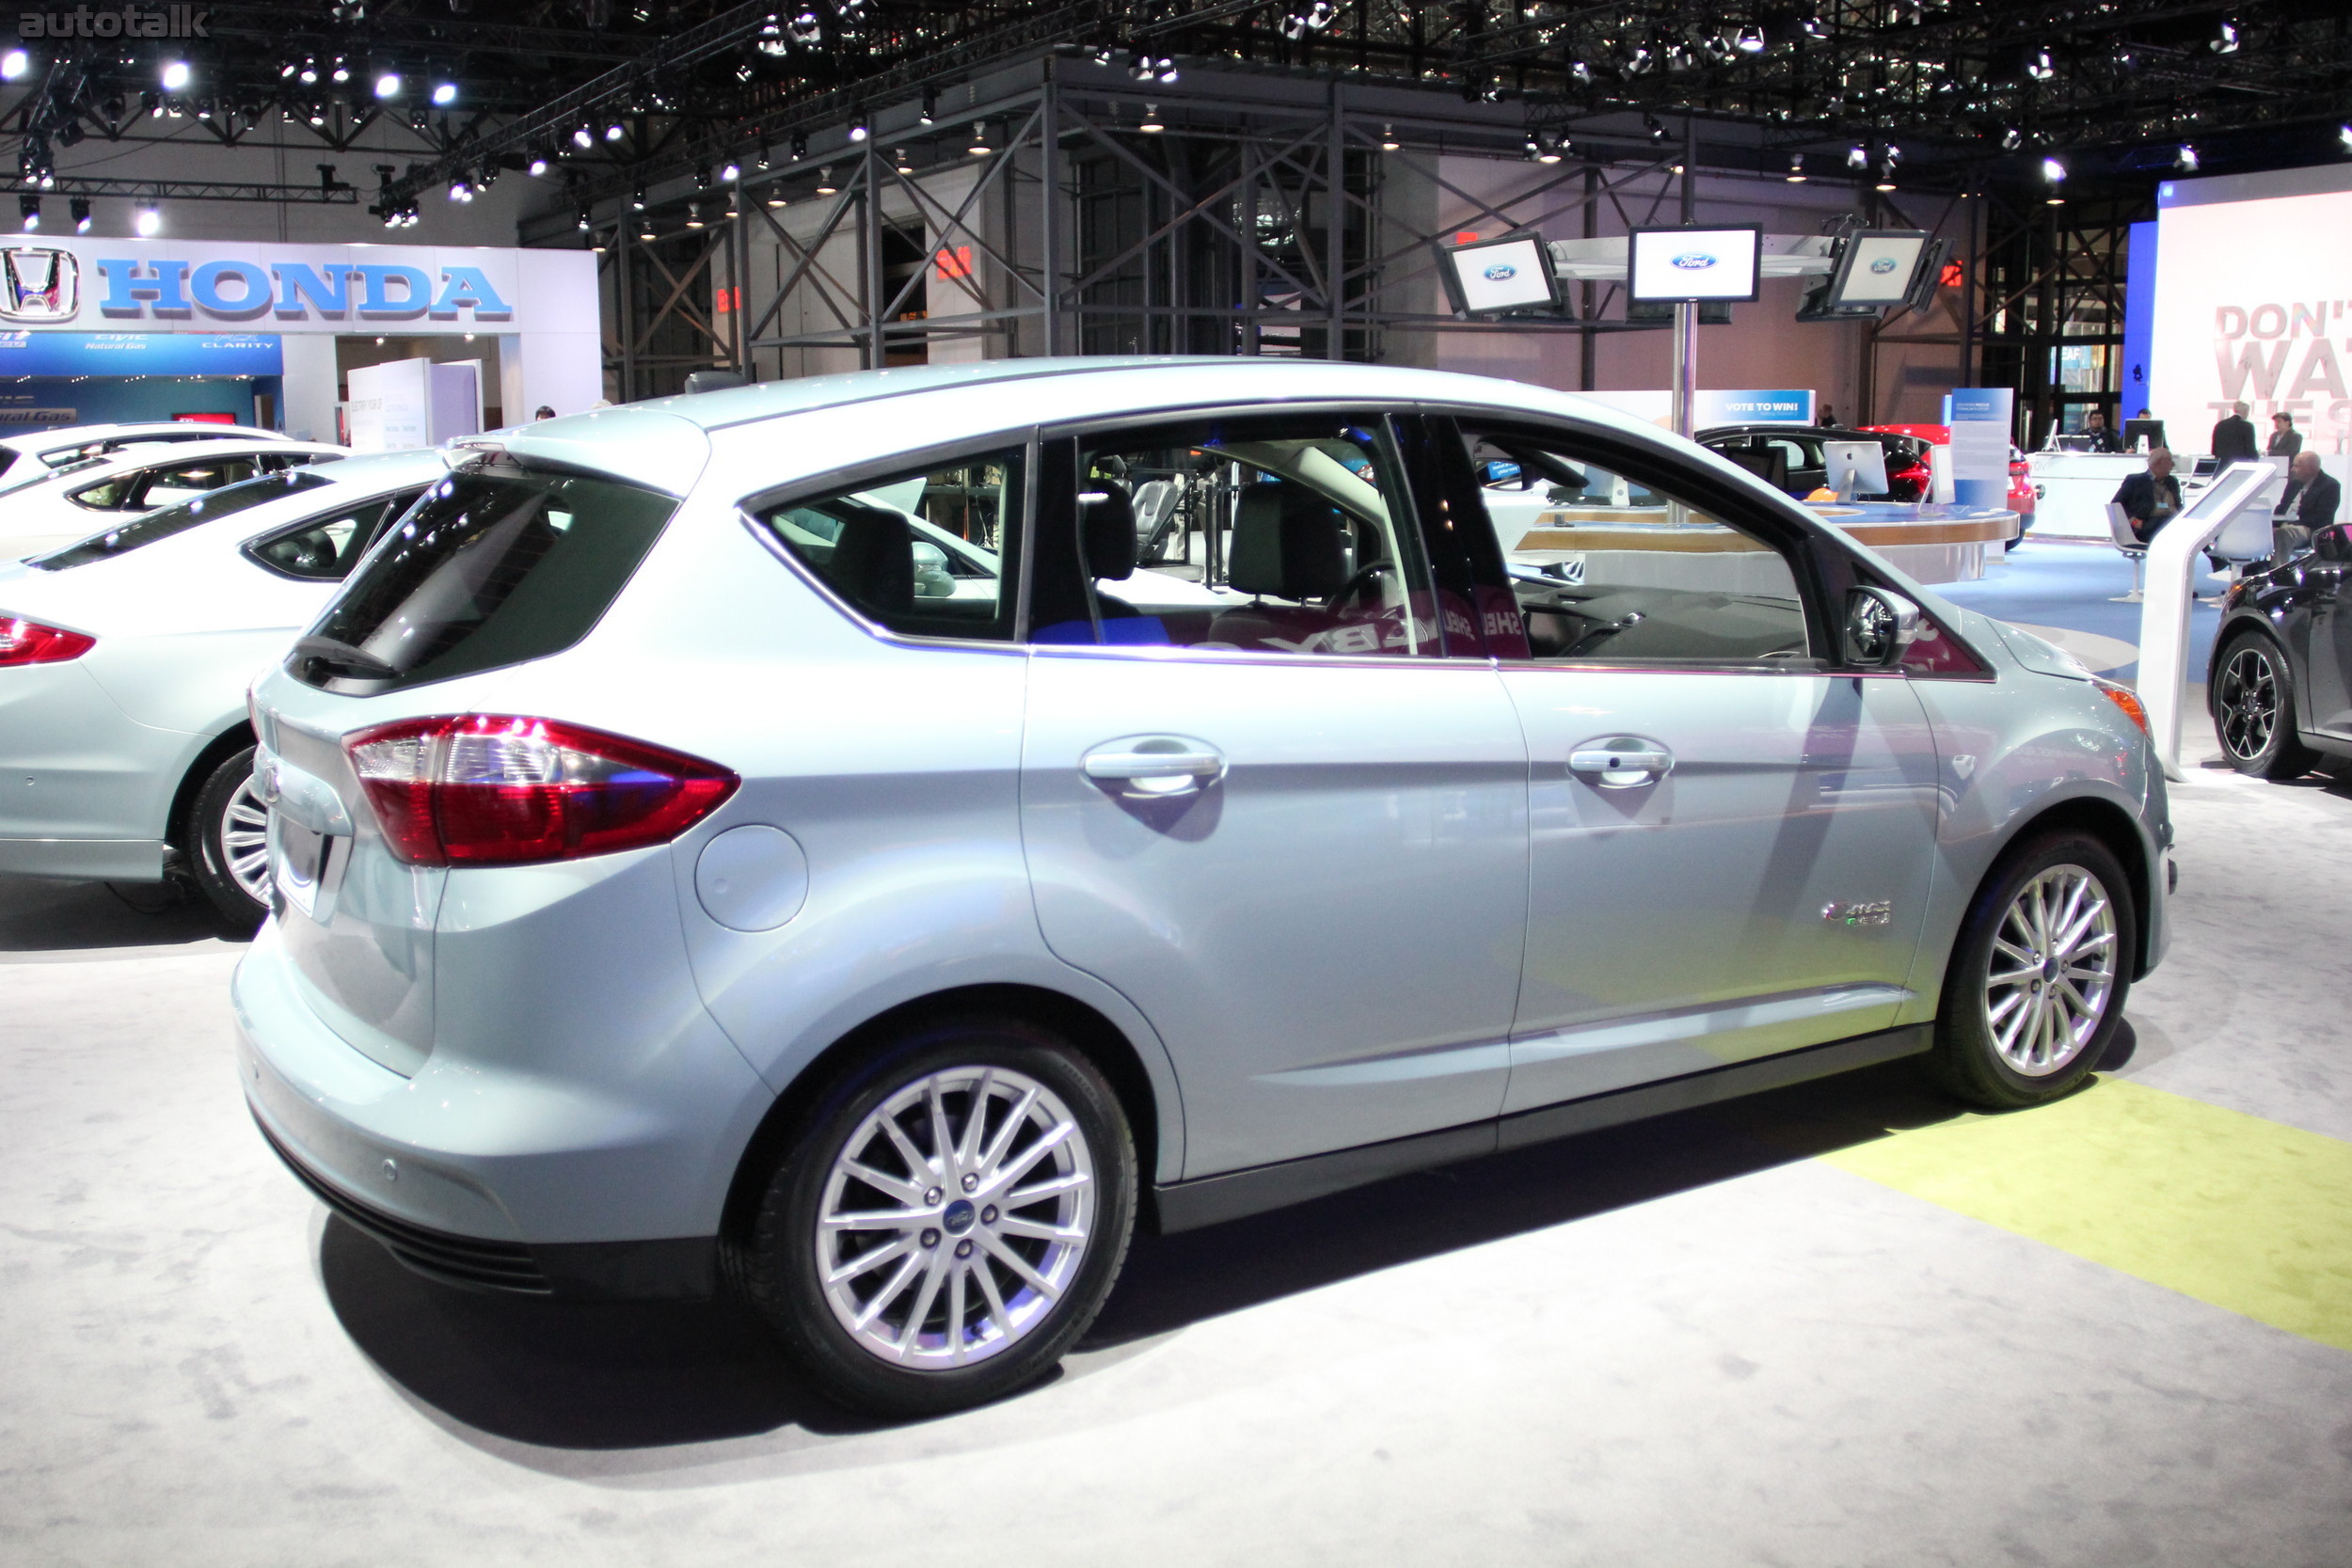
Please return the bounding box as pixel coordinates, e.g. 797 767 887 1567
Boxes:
1823 230 1931 309
2123 418 2166 451
1821 439 1890 499
1436 231 1562 316
1627 225 1763 303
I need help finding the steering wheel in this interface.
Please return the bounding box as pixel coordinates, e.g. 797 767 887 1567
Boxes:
1327 560 1396 614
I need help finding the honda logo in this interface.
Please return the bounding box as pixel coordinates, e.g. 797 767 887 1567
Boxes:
0 248 79 322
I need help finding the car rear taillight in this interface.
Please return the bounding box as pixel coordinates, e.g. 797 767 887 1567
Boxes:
342 715 738 867
0 614 94 666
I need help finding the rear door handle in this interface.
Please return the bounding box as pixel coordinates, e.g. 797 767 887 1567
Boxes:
1568 736 1675 787
1082 736 1227 796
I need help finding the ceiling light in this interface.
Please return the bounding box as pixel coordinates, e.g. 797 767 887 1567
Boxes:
527 154 548 177
2026 48 2053 80
1800 15 1826 39
1874 165 1898 192
756 144 771 171
2176 144 2199 171
1 48 27 80
919 86 937 124
1139 103 1164 132
576 212 591 232
847 119 868 143
2339 123 2352 152
1568 59 1591 86
2212 20 2238 54
2001 126 2023 150
1379 123 1399 151
299 57 318 85
1644 114 1668 142
330 56 349 83
70 197 88 232
814 166 836 195
572 126 593 149
2041 156 2066 182
790 130 808 160
967 121 990 155
1846 143 1867 169
720 161 739 182
17 195 38 231
604 121 624 141
892 148 912 174
630 187 645 210
765 192 787 208
431 82 456 106
447 179 471 202
135 203 161 237
685 202 703 229
1736 26 1765 52
375 71 402 99
159 59 190 90
1786 152 1806 182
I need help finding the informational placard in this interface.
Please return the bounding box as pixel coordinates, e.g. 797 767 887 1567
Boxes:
1628 226 1763 303
0 329 281 376
1947 388 2014 510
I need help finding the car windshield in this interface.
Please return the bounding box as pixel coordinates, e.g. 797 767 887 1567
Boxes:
28 470 336 571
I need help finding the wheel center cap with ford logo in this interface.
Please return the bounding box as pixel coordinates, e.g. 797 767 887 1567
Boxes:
943 1198 977 1234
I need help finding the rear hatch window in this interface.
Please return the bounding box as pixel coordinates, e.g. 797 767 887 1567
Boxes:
292 452 677 692
30 471 334 570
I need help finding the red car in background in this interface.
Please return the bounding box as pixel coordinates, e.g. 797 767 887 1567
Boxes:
1861 422 2039 544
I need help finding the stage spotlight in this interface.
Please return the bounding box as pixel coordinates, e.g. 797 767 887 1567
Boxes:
1735 26 1765 52
431 82 456 106
720 161 739 182
1846 144 1867 169
604 121 624 141
2212 19 2237 54
2001 127 2022 150
2175 144 2199 171
17 195 38 231
572 125 594 149
1 48 28 79
135 202 161 236
160 59 191 90
374 71 401 98
2339 123 2352 152
70 197 88 232
527 153 548 177
919 86 937 124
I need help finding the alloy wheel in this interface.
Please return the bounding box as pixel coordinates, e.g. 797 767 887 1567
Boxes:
2217 645 2279 763
218 775 274 906
1982 863 2118 1077
816 1065 1096 1370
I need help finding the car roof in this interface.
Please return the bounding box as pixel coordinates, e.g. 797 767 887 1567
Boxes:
1 421 292 452
504 357 1684 495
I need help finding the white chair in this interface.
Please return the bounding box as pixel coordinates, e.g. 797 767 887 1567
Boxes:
2106 501 2147 603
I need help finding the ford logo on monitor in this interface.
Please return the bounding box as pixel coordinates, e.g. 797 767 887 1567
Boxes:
1483 262 1518 282
1868 256 1900 275
1670 252 1717 271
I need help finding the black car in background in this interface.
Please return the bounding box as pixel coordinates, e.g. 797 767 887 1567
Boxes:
2209 522 2352 778
1696 424 1933 504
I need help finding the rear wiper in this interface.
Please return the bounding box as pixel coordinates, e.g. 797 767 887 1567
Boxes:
291 635 398 678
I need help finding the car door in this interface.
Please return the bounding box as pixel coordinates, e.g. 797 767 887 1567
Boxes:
1439 414 1943 1115
2299 526 2352 738
1017 409 1528 1178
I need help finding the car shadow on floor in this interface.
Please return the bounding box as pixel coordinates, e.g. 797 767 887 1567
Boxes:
319 1037 2108 1453
0 873 246 953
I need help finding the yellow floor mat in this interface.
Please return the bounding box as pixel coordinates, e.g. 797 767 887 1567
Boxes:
1820 1075 2352 1353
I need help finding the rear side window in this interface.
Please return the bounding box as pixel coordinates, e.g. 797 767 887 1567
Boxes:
243 486 429 581
72 453 269 512
30 470 334 571
294 458 676 691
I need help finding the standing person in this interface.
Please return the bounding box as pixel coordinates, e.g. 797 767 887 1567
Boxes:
2083 410 2122 452
1816 404 1838 428
2211 401 2259 463
2266 413 2302 457
2113 447 2183 544
533 404 557 420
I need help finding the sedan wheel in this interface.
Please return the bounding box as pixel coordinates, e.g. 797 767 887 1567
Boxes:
187 744 271 928
1931 832 2136 1109
2213 636 2318 780
734 1019 1135 1416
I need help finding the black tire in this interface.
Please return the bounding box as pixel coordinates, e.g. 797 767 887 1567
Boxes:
1929 832 2137 1110
730 1016 1136 1418
186 744 270 929
2211 634 2320 780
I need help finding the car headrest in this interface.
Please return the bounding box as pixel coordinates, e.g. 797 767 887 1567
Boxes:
1228 483 1347 601
1081 480 1137 580
825 509 914 615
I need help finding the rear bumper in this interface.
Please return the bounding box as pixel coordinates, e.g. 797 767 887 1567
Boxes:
232 918 759 1300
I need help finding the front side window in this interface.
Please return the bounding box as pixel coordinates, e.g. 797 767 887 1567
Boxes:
1464 427 1814 666
295 454 676 691
1036 413 1443 657
31 471 334 571
749 450 1023 642
72 454 264 513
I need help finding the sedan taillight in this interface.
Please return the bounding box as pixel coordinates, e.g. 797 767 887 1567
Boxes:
0 614 95 667
343 715 739 867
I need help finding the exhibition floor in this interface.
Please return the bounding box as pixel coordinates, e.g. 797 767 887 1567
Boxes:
4 707 2348 1561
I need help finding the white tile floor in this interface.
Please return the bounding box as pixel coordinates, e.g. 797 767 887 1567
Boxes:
2 758 2347 1567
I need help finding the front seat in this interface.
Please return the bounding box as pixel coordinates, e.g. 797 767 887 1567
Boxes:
822 506 914 617
1206 484 1350 650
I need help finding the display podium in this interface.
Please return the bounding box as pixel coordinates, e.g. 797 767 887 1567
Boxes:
2137 461 2280 780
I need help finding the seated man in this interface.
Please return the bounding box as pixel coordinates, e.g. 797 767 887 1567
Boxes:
2082 410 2122 453
2275 450 2342 530
2113 447 2183 544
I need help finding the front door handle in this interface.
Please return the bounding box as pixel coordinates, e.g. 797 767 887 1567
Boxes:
1082 736 1228 797
1568 736 1675 787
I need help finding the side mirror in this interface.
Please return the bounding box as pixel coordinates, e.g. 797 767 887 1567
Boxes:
2314 523 2352 563
1844 585 1921 668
